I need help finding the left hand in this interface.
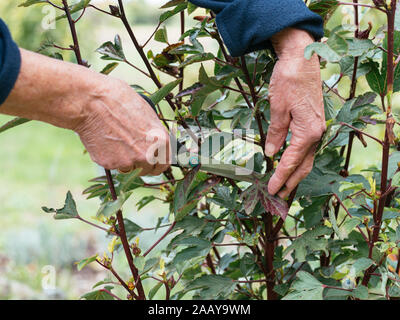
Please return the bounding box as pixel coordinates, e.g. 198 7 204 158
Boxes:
266 28 326 199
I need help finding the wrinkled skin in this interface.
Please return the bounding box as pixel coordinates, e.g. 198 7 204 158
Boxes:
267 28 326 199
1 49 171 176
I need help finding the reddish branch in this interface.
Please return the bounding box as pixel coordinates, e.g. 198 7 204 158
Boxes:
362 0 397 287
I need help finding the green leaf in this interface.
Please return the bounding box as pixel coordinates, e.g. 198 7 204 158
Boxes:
366 60 386 95
172 237 212 265
349 257 374 277
327 33 348 56
76 255 98 271
328 206 342 240
96 35 125 61
301 196 328 228
96 191 132 218
122 219 143 240
179 53 215 68
56 0 92 21
118 168 143 192
149 79 182 105
154 26 168 44
100 62 119 75
284 226 332 262
159 2 187 22
347 39 375 57
18 0 46 7
136 195 156 211
160 0 185 9
173 166 200 221
133 256 146 271
305 42 341 62
283 271 324 300
388 151 400 179
149 282 163 300
392 172 400 187
351 286 368 299
184 275 236 299
42 191 79 220
0 117 31 134
81 286 115 300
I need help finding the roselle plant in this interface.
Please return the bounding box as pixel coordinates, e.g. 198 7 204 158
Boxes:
5 0 400 300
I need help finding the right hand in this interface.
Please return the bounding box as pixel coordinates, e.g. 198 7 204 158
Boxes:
73 78 171 176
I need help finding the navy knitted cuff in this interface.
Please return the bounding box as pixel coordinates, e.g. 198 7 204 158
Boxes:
0 19 21 105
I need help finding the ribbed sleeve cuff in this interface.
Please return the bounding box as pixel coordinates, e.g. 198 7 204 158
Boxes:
215 0 324 57
0 19 21 105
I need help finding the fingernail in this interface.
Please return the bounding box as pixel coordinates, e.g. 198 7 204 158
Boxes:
265 143 275 157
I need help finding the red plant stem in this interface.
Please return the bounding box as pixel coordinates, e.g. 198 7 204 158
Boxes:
105 171 146 300
178 11 185 107
263 213 277 300
363 1 396 286
96 260 137 299
143 221 177 257
62 0 84 65
63 0 146 298
164 282 171 300
322 0 363 268
206 253 216 274
142 22 162 48
62 2 145 299
339 122 384 145
77 216 117 235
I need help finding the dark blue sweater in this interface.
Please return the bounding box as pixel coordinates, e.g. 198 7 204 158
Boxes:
189 0 324 57
0 1 323 105
0 19 21 105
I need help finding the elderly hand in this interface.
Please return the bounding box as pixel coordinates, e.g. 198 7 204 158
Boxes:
73 79 171 176
1 49 171 176
266 28 326 199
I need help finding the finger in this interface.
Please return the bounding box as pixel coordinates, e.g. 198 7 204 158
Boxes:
267 128 318 195
277 146 316 199
265 97 291 157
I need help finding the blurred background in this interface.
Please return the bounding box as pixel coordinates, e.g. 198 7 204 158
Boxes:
0 0 394 299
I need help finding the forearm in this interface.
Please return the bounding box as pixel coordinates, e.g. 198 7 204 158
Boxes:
1 48 105 130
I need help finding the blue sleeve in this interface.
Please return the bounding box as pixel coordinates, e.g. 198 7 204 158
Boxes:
0 19 21 105
189 0 324 57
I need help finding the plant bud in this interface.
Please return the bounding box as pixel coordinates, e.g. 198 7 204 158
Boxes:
357 22 373 39
131 243 142 257
128 281 135 291
109 5 120 16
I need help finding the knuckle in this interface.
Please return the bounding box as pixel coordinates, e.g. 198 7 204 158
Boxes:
268 124 285 137
308 126 325 142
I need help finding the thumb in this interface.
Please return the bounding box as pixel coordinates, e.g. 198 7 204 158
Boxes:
264 101 290 157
